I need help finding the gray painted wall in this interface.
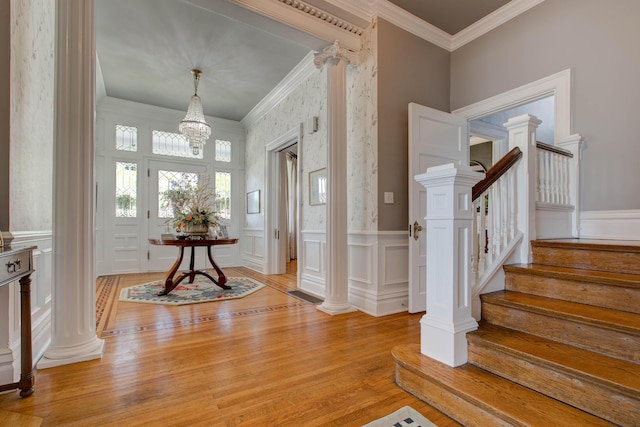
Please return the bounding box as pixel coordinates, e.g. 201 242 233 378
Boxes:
377 18 450 231
451 0 640 211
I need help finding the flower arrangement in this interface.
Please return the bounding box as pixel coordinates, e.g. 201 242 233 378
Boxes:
161 174 220 233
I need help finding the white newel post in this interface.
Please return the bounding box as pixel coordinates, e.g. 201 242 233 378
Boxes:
39 0 105 368
415 163 483 367
557 134 584 237
313 42 360 315
504 114 541 264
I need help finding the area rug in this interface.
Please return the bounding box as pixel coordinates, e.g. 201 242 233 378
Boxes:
362 406 437 427
119 277 265 306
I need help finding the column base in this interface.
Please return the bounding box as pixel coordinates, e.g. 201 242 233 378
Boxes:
38 337 105 369
420 314 478 367
317 302 358 316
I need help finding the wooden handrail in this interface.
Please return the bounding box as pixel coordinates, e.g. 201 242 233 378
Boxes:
536 141 573 158
472 147 522 201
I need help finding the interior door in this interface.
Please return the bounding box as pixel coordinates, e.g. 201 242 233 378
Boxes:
147 160 207 272
408 103 468 312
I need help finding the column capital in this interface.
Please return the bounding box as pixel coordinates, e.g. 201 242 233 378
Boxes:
314 40 362 68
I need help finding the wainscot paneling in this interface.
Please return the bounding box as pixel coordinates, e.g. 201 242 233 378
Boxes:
0 232 53 382
349 232 410 317
241 228 265 272
299 230 410 316
300 231 326 297
536 203 575 239
580 210 640 240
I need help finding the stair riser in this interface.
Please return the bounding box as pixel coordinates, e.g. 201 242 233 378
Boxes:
505 271 640 314
531 246 640 275
468 341 640 426
395 365 519 427
482 303 640 363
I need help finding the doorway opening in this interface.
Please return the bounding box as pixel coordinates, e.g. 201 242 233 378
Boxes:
264 125 303 280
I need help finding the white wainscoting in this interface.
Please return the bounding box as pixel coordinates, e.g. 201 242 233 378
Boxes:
348 231 410 316
241 228 265 272
299 230 326 297
580 210 640 240
0 232 53 383
536 203 575 239
299 230 410 316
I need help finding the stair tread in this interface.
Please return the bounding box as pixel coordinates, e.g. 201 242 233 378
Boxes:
393 343 614 426
533 238 640 253
504 263 640 287
469 323 640 392
482 290 640 334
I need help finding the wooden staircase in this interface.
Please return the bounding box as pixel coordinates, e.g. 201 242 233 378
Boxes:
393 239 640 426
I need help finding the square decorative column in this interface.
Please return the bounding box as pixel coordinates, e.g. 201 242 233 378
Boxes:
414 163 483 367
504 114 541 264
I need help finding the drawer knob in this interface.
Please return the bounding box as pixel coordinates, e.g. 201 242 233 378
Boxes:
5 259 21 273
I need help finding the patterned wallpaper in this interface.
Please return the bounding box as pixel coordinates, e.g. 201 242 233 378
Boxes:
347 23 378 232
245 26 379 233
9 0 55 231
245 61 328 231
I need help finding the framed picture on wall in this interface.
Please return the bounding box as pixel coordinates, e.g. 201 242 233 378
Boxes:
309 168 327 205
247 190 260 214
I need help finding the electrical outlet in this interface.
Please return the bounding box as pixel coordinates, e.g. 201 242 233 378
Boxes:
384 192 394 204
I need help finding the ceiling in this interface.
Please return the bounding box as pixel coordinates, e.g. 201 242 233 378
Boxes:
96 0 512 122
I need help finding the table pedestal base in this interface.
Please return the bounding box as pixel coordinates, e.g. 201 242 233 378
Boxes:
158 245 231 296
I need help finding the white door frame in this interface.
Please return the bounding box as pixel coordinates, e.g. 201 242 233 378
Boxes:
264 125 303 275
454 69 571 140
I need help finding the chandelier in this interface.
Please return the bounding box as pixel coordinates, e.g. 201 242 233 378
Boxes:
179 69 211 155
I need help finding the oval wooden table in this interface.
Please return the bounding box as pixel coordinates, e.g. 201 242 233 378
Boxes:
148 237 238 295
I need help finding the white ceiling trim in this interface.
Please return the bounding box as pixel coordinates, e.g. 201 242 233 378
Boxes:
373 0 451 50
451 0 546 50
314 0 545 52
241 51 318 128
230 0 363 51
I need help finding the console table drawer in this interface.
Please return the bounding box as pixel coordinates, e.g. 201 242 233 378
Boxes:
0 249 32 285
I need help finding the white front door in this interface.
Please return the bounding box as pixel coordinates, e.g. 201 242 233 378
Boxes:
147 160 207 272
408 103 468 312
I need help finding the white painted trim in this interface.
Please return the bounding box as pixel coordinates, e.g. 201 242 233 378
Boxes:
580 210 640 241
242 53 318 128
264 125 303 275
313 0 545 52
451 0 545 50
373 1 451 51
453 69 571 142
230 0 362 50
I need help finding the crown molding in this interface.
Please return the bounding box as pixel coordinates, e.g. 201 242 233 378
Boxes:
241 51 317 129
373 0 451 50
312 0 545 52
230 0 362 51
451 0 545 50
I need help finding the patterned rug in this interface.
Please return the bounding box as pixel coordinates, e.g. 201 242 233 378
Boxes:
119 277 265 306
362 406 437 427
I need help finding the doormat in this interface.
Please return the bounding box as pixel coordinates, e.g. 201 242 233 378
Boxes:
361 406 437 427
287 290 323 304
119 277 265 306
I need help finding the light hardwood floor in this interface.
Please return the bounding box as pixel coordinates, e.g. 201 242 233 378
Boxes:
0 264 460 426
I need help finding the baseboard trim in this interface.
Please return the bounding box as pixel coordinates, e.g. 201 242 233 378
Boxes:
580 210 640 240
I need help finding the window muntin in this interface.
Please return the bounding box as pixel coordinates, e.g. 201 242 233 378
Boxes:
157 170 199 218
115 125 137 152
152 130 203 159
215 171 231 219
215 140 231 162
115 162 137 217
